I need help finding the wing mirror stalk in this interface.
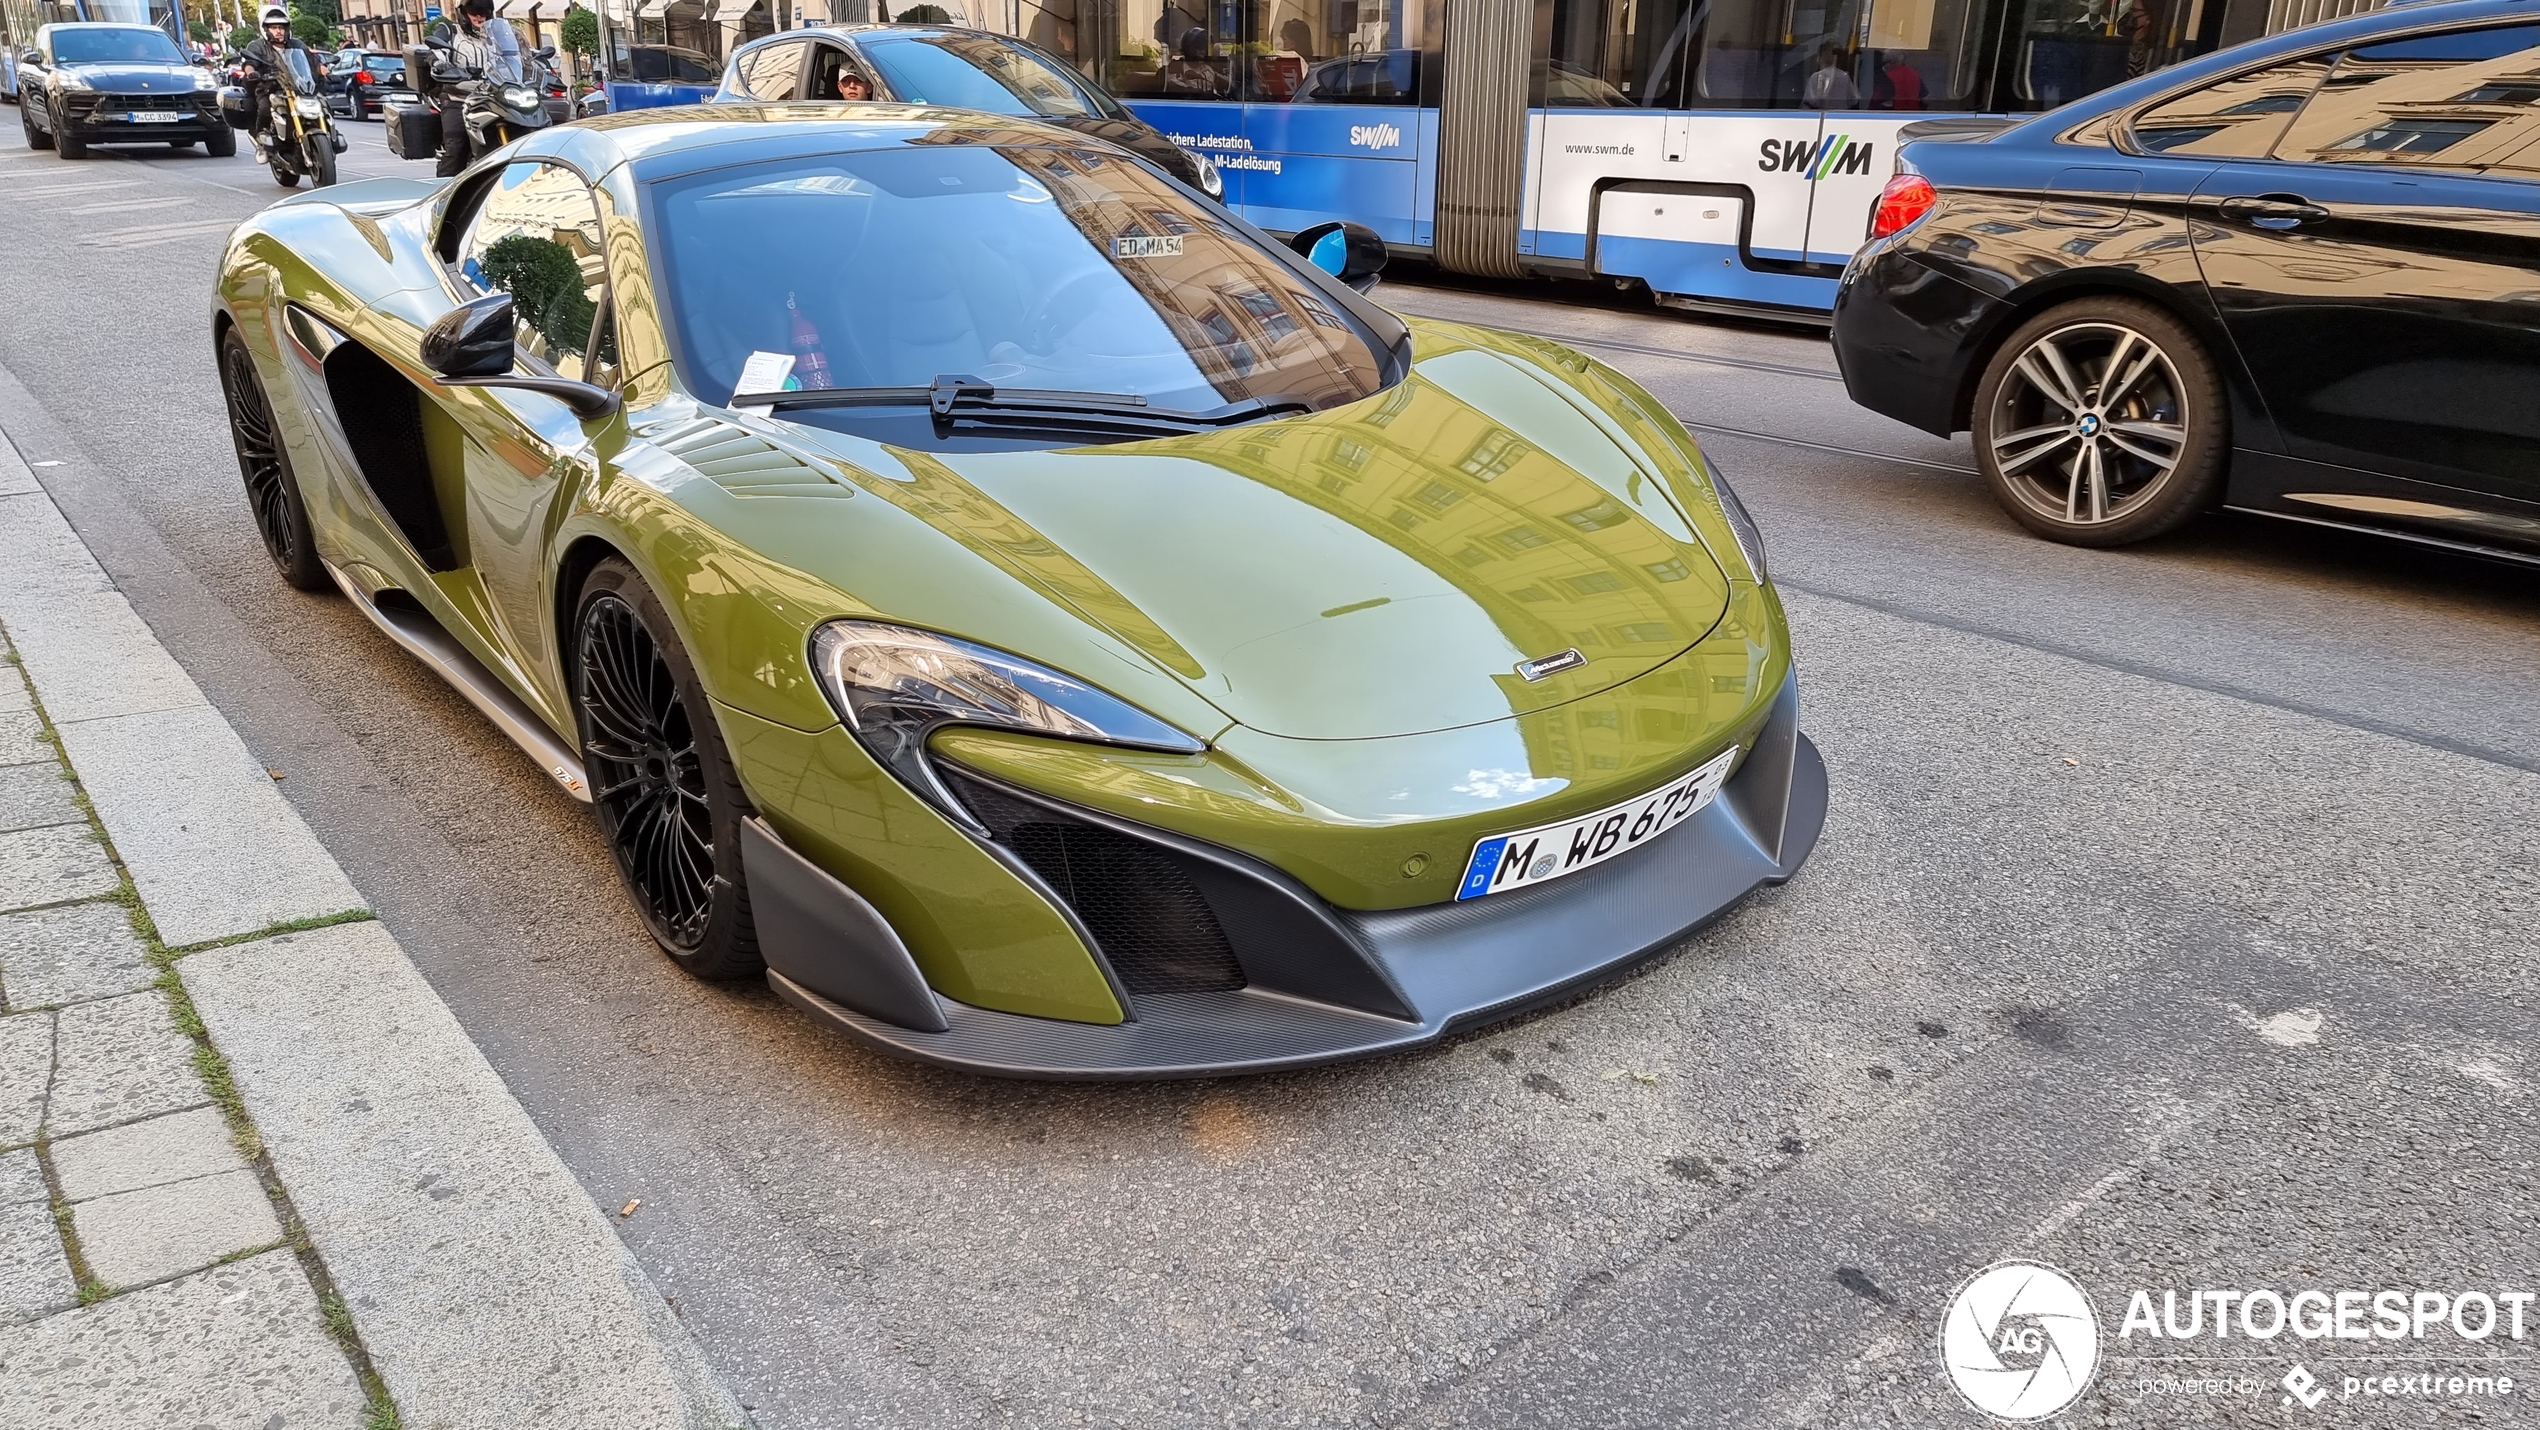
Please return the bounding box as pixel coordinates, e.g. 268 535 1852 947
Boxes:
421 293 621 422
1289 220 1387 294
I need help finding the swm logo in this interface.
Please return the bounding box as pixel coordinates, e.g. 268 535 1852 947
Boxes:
1940 1261 2102 1421
1758 134 1874 179
1349 122 1404 150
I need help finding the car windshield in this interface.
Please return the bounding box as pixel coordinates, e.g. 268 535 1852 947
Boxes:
52 27 184 64
857 33 1111 118
646 142 1398 429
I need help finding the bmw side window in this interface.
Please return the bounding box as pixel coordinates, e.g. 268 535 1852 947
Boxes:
453 162 616 386
2267 25 2540 177
2127 51 2339 157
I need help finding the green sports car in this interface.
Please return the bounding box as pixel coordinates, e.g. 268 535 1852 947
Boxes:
212 105 1826 1078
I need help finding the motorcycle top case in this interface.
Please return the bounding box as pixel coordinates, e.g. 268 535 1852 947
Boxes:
385 100 439 160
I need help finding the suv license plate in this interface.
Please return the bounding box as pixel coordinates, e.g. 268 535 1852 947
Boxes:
1454 745 1739 901
122 111 180 123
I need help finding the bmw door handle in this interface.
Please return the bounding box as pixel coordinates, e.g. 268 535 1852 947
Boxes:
2218 194 2329 230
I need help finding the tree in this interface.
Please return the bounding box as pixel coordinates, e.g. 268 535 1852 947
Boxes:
558 6 598 88
228 25 257 49
560 5 598 59
893 4 952 21
290 12 332 47
187 19 217 43
479 235 595 361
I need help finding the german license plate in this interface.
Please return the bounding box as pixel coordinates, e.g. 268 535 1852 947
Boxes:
1454 745 1739 901
120 111 181 123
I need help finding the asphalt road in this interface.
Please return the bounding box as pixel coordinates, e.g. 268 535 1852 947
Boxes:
3 119 2537 1429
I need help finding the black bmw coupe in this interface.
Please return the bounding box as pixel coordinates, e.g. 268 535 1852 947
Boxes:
1832 0 2540 563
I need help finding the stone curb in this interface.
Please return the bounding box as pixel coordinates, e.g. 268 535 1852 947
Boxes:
0 431 747 1428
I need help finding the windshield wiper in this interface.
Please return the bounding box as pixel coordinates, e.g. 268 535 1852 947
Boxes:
751 374 1314 437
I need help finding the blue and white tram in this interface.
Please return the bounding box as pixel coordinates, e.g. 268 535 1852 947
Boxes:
990 0 2325 318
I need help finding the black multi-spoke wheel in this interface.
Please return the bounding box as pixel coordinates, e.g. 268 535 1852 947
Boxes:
217 327 327 590
1972 297 2228 548
574 558 762 980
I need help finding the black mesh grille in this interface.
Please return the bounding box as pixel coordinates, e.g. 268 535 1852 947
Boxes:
940 768 1246 997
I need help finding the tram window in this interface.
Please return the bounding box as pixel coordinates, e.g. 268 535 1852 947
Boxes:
1106 2 1238 100
2268 26 2540 177
1093 2 1427 103
2127 52 2335 157
1545 1 1698 108
2005 0 2200 111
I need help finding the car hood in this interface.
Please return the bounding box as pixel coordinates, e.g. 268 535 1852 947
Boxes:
804 323 1732 741
1041 114 1199 179
62 62 202 92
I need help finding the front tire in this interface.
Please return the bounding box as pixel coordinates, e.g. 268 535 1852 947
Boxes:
1971 296 2228 547
53 105 84 158
19 93 49 150
573 558 763 981
307 139 335 187
216 328 327 591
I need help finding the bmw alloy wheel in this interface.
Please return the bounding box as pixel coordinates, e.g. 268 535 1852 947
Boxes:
1986 320 2192 528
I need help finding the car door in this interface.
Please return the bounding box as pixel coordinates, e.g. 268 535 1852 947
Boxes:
2186 21 2540 508
440 160 621 696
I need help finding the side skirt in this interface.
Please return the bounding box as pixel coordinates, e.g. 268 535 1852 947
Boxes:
322 561 592 802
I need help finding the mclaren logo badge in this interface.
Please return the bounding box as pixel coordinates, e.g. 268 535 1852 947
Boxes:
1515 648 1587 682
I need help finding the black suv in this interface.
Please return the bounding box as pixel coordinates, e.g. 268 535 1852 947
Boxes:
324 49 407 120
16 22 231 159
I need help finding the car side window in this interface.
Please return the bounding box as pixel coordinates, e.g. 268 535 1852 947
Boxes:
2268 24 2540 178
2129 51 2340 158
452 162 617 386
732 39 808 101
805 42 867 101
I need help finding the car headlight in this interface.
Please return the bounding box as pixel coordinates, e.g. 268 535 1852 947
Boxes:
1193 151 1223 198
1713 475 1768 583
501 84 539 109
54 70 91 91
193 68 217 90
810 621 1203 818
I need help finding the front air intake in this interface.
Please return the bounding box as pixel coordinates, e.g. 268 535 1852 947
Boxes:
937 768 1247 997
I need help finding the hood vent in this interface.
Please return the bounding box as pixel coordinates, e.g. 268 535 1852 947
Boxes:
648 418 852 499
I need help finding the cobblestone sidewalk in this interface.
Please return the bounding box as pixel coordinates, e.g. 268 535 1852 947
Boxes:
0 631 386 1424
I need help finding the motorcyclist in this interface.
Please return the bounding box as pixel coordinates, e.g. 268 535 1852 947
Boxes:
239 5 312 147
432 0 523 178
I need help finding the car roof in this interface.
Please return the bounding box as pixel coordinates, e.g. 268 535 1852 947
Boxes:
1984 0 2539 144
522 102 1119 182
38 21 169 32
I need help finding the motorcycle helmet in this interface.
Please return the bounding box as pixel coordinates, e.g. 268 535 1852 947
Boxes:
259 5 289 30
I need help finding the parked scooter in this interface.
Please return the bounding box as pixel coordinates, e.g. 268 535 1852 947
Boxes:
384 34 557 167
233 46 344 188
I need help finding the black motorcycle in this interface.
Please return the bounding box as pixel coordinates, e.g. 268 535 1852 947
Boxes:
384 33 556 167
231 47 344 188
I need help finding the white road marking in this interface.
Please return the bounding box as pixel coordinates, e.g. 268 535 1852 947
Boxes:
2230 1004 2325 1047
3 180 140 199
82 216 240 249
60 195 194 215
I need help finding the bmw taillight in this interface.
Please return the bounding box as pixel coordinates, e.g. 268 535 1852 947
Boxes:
356 69 373 83
1869 174 1938 240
